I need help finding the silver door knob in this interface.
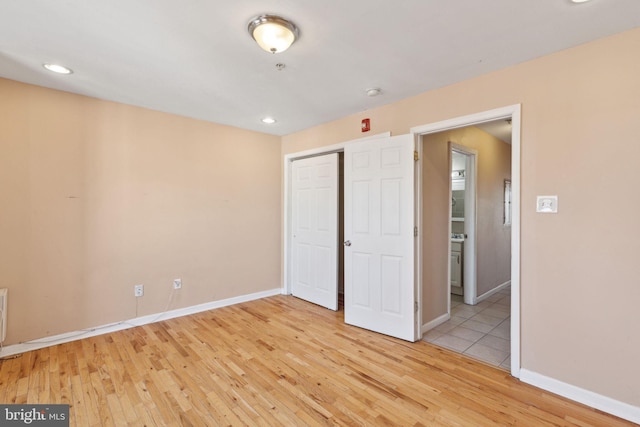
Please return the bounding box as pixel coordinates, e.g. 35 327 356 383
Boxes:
344 240 351 246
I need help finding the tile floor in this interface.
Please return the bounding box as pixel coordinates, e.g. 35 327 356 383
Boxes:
423 286 511 370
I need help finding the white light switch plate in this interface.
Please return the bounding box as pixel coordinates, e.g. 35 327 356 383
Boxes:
536 195 558 213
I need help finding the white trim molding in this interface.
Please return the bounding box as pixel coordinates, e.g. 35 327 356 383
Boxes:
0 288 282 358
421 313 450 335
520 369 640 424
476 280 511 303
449 143 478 306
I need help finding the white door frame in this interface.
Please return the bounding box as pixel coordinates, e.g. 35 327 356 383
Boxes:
283 132 391 296
450 144 478 306
411 104 521 378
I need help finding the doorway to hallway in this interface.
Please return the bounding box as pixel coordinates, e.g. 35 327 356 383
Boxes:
419 120 512 369
412 104 520 377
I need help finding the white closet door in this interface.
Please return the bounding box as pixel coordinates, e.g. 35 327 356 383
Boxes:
291 153 339 310
344 135 416 341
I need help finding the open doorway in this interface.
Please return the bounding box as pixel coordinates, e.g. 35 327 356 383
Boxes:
450 145 477 305
412 104 520 377
421 123 512 369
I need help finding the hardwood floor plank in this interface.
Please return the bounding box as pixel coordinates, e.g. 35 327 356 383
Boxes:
0 295 635 426
0 354 14 403
77 365 101 424
69 373 88 427
131 403 163 427
6 358 22 403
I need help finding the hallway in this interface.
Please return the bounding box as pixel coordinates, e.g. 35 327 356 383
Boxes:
423 286 511 370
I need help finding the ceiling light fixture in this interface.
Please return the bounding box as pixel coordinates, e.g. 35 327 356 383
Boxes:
570 0 592 3
366 88 382 97
248 15 299 54
43 63 73 74
261 117 277 124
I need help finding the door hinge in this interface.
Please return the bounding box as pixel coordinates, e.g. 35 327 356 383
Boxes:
415 301 419 313
414 150 419 161
414 226 418 237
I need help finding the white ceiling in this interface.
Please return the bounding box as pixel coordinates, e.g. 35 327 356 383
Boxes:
1 1 639 136
476 120 512 144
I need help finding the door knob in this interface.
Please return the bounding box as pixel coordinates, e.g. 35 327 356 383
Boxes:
344 240 351 246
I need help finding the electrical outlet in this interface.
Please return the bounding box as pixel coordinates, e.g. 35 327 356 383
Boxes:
173 278 182 289
134 284 144 297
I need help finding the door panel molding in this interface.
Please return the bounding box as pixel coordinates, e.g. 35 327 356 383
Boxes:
343 134 416 342
291 154 339 310
284 132 391 297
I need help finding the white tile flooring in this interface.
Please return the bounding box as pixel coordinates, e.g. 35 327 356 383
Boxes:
423 286 511 370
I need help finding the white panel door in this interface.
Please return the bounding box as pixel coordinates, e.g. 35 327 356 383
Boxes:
344 134 416 341
291 153 339 310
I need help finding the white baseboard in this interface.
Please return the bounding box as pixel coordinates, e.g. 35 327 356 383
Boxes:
520 369 640 424
421 312 450 335
476 280 511 303
1 288 282 358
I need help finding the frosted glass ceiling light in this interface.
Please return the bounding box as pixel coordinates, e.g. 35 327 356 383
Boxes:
248 15 299 53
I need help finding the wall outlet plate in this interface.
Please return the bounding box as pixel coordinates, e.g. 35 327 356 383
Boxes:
536 195 558 213
173 278 182 289
134 284 144 297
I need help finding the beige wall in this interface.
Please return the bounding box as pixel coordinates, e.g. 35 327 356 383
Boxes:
282 29 640 407
2 25 639 411
0 78 281 345
421 127 511 324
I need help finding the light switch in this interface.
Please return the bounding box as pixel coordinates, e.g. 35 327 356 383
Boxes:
536 195 558 213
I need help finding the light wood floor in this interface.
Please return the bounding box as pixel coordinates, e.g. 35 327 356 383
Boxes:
0 295 634 426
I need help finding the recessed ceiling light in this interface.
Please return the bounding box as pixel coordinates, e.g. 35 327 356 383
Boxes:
261 117 277 124
366 88 382 97
571 0 592 3
43 63 73 74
